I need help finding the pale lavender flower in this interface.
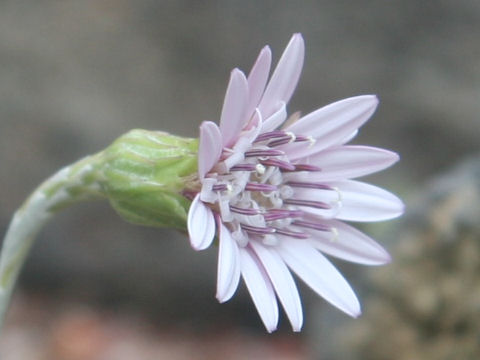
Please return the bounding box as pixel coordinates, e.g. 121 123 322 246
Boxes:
187 33 404 332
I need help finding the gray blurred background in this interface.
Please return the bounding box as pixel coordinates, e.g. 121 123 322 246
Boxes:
0 1 479 359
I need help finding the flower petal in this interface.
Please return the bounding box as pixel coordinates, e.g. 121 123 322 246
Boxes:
261 101 287 133
219 69 249 148
240 247 279 332
285 95 379 160
246 46 272 120
250 241 303 331
338 130 358 145
187 194 215 250
258 33 304 119
333 180 404 222
278 238 361 317
216 223 241 302
198 121 223 179
290 145 399 181
304 218 391 265
295 180 404 222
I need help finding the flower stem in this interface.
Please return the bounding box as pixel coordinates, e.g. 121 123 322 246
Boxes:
0 154 104 330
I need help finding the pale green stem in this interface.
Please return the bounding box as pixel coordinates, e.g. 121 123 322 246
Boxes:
0 154 103 330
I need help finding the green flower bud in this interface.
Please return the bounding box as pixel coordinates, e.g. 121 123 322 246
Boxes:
0 129 200 329
98 129 199 231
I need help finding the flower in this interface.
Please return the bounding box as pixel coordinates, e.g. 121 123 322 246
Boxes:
186 33 404 332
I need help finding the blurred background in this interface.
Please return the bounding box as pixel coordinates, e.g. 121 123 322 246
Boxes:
0 1 479 359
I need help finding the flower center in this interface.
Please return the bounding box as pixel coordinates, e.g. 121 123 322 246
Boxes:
201 130 340 246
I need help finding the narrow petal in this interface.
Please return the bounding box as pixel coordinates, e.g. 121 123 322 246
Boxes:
291 145 400 181
338 130 358 145
246 46 272 119
261 101 287 133
258 33 305 119
219 69 249 147
216 223 241 302
286 95 379 160
187 194 215 250
240 247 279 332
333 180 404 222
198 121 223 179
278 238 361 317
236 109 263 149
304 218 391 265
295 180 404 222
251 241 303 331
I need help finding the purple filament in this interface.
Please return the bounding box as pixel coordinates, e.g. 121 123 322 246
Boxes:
212 184 228 191
287 181 333 190
263 209 303 221
292 164 322 172
267 134 310 147
241 224 276 235
245 182 278 192
292 220 331 232
273 227 310 239
230 206 261 215
230 163 257 171
245 149 285 157
260 158 295 171
254 130 288 143
283 198 331 209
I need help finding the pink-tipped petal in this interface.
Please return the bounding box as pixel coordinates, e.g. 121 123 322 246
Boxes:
198 121 223 179
219 69 249 147
246 46 272 119
278 238 361 318
240 247 279 332
305 219 391 265
216 223 241 302
258 33 305 119
261 101 287 133
286 95 379 160
251 241 303 331
292 145 400 181
187 194 216 251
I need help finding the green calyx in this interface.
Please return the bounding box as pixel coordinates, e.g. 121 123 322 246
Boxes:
0 128 199 330
98 129 199 231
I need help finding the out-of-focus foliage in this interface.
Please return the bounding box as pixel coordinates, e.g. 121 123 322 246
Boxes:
337 156 480 360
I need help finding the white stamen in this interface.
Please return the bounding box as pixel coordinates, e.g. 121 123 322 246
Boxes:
259 165 275 183
219 198 233 222
285 131 296 143
270 194 283 207
262 234 278 246
330 227 339 242
280 185 294 199
307 136 316 148
328 187 343 217
232 228 249 247
255 163 266 175
268 169 283 186
332 186 343 203
200 178 217 203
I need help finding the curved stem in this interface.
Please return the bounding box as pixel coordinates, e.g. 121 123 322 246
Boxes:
0 154 103 330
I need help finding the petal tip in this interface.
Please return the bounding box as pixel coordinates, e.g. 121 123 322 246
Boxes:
216 293 228 304
292 32 304 42
231 67 247 79
187 196 215 251
352 309 362 318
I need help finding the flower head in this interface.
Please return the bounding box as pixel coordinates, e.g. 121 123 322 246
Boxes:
186 33 404 332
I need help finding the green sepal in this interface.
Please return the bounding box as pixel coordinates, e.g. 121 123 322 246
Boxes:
99 129 199 230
